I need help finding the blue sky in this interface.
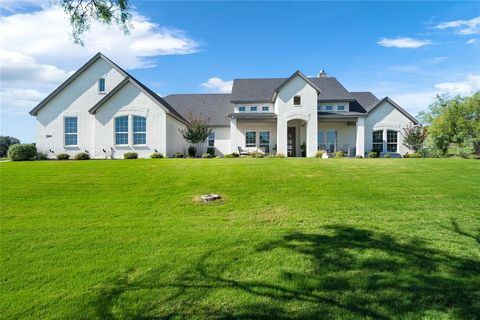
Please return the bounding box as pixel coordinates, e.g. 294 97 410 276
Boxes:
1 1 479 142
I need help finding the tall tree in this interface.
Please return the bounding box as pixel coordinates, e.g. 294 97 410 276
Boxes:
61 0 132 45
0 136 21 157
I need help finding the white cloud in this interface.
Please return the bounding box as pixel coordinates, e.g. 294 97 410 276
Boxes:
434 74 480 94
377 37 431 48
0 5 200 115
200 77 233 93
467 38 477 44
435 16 480 35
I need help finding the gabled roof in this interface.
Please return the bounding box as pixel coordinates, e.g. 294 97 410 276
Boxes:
30 52 187 124
163 94 233 126
368 97 418 124
29 52 126 116
88 77 188 124
272 70 322 101
231 74 349 103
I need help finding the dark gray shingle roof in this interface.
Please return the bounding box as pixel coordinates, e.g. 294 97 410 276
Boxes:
163 94 233 126
231 76 349 102
348 92 380 112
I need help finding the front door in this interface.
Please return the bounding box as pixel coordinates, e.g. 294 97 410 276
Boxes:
287 127 296 157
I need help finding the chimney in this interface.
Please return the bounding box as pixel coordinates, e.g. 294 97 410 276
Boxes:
318 70 328 78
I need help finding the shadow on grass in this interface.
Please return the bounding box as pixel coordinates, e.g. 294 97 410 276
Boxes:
86 225 480 319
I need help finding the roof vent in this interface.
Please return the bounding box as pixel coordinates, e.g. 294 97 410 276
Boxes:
318 70 328 78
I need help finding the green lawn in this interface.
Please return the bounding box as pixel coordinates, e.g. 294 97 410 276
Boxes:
1 159 479 319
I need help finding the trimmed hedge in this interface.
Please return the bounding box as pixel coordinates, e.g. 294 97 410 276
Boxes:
56 153 70 160
74 152 90 160
8 144 37 161
150 152 164 158
124 152 138 159
202 153 213 158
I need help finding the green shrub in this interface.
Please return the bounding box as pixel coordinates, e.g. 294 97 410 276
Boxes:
383 153 392 158
202 153 213 158
248 151 264 158
36 152 48 160
175 152 184 158
231 152 239 158
74 152 90 160
315 150 324 158
187 146 196 158
56 153 70 160
404 153 422 158
207 147 215 156
224 154 235 158
275 153 286 158
334 151 346 158
8 144 37 161
355 155 363 159
367 151 379 158
468 155 480 160
150 152 163 158
124 152 138 159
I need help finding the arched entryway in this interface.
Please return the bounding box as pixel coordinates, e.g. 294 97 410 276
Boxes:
286 119 307 157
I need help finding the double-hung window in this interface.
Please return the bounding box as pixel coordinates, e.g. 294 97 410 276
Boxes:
115 116 129 145
133 116 146 145
208 131 215 147
372 130 383 153
99 78 106 93
259 131 270 153
387 130 398 152
64 117 78 146
245 131 256 147
294 96 301 106
327 130 337 153
317 130 325 149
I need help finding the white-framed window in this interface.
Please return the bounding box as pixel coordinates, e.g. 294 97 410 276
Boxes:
98 78 106 93
239 106 246 112
133 116 146 145
327 130 337 153
262 106 269 112
337 105 345 111
64 117 78 146
387 130 398 152
372 130 383 153
115 116 129 145
317 130 325 149
245 131 256 147
326 105 333 111
250 106 258 112
259 131 269 146
294 96 301 106
208 131 215 147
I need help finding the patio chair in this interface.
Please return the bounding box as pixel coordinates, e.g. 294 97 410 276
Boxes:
237 147 249 156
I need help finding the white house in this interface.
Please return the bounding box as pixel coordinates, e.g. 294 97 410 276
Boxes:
30 53 418 158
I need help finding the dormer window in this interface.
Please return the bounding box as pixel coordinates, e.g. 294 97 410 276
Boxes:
294 96 301 106
239 106 246 112
326 105 333 111
98 78 106 93
337 105 345 111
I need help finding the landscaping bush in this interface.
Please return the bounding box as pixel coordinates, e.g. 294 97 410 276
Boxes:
367 151 379 158
275 153 286 158
223 154 235 158
174 152 184 158
315 150 324 158
36 152 48 160
334 151 346 158
74 152 90 160
201 153 213 158
8 144 37 161
150 152 163 158
187 146 196 158
355 155 363 159
207 147 215 157
404 153 422 158
124 152 138 159
248 151 264 158
56 153 70 160
231 152 239 158
383 153 392 158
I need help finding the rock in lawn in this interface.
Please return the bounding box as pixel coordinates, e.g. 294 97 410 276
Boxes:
201 194 221 202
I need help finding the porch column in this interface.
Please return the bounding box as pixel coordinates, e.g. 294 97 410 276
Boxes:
306 117 317 157
356 117 365 157
230 118 237 153
277 116 288 155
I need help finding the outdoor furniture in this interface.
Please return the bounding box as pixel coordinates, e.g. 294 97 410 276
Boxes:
238 147 249 156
